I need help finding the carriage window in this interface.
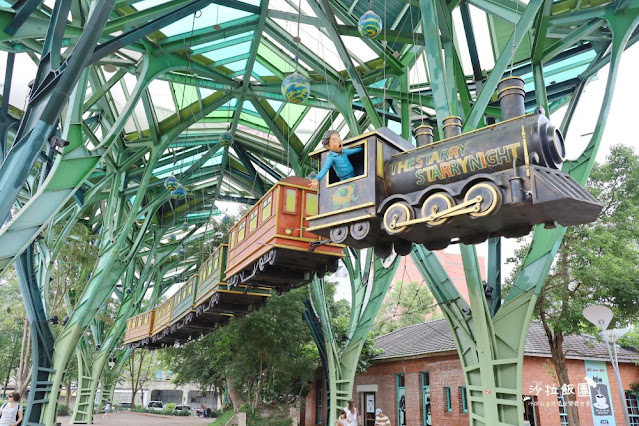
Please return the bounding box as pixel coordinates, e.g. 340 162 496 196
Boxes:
262 195 273 220
188 283 192 293
327 142 366 186
145 315 149 324
238 221 245 241
229 230 235 249
284 189 297 214
214 255 219 269
305 193 318 216
249 210 258 232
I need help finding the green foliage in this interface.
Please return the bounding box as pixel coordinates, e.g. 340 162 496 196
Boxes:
56 404 70 416
0 271 27 389
374 280 438 335
210 410 234 425
506 146 639 335
166 402 176 411
160 286 319 405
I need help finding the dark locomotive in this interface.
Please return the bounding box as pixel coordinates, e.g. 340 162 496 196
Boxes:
307 76 602 257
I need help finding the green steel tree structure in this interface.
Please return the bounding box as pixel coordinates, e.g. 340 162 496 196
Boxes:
0 0 635 425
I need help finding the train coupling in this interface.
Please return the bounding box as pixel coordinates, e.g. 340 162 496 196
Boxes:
309 239 332 252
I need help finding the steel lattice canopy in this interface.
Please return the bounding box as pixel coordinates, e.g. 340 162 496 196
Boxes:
0 0 635 275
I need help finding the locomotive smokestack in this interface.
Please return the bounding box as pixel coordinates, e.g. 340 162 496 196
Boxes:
498 76 526 120
414 124 433 147
442 116 462 139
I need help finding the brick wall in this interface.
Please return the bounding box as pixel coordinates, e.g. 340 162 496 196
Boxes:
305 354 639 425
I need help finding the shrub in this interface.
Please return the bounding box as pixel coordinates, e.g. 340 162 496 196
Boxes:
57 404 70 416
166 403 176 411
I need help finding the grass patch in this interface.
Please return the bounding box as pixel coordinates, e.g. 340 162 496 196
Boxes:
209 409 234 425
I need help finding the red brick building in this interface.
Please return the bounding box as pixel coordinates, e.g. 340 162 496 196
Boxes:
305 319 639 426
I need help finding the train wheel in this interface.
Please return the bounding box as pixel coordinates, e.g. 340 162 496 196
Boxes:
327 258 339 273
330 225 349 243
421 192 454 225
393 238 413 256
383 202 413 234
374 242 393 259
350 221 370 240
464 183 501 217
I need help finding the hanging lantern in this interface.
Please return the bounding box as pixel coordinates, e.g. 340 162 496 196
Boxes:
177 245 186 255
180 221 189 232
168 234 177 243
219 131 234 147
222 214 232 224
171 184 187 199
358 10 383 39
164 175 179 192
281 72 310 104
125 288 132 294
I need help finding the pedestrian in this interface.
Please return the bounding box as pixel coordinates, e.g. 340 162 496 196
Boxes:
0 391 23 426
103 399 111 418
344 400 360 426
336 409 349 426
374 408 391 426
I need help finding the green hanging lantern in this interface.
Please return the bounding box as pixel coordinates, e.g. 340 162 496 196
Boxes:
358 10 383 39
219 131 234 147
164 175 179 192
171 184 187 199
281 72 310 104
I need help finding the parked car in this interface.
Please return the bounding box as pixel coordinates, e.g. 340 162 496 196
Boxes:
147 401 164 411
118 402 131 411
174 405 192 415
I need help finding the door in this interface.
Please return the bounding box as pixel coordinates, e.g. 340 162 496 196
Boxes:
422 372 431 426
364 392 376 426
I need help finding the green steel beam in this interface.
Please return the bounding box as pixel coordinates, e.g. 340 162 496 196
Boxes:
307 0 383 128
463 0 543 131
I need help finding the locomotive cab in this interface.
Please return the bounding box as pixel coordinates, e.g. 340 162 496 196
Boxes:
307 128 412 253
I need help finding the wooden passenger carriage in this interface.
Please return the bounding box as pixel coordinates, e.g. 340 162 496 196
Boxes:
123 310 155 347
225 177 343 291
195 244 271 321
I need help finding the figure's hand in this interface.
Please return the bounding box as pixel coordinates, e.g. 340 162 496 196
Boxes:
309 179 319 191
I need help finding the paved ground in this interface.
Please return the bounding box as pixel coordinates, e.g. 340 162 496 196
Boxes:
57 412 214 425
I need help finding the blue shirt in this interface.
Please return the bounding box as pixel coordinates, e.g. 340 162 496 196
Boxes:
316 147 363 182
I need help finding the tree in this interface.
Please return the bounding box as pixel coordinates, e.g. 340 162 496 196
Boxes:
374 280 438 335
0 270 29 396
506 145 639 425
161 286 319 411
123 348 157 407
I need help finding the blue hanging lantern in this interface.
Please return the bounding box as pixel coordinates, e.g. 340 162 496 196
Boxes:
168 234 177 243
219 131 234 147
180 221 189 232
171 184 187 199
281 72 310 104
164 175 179 192
358 10 383 39
125 288 132 294
177 245 186 255
222 214 232 224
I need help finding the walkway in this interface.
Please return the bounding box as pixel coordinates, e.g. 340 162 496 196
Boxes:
57 412 213 425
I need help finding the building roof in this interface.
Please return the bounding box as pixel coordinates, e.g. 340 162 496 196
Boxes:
374 319 639 364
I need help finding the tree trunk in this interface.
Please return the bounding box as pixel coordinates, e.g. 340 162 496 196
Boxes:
226 377 245 412
131 389 138 408
254 353 264 409
542 321 580 425
65 381 72 407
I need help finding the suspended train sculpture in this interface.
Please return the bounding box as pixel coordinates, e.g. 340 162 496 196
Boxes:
306 76 602 257
124 76 603 348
